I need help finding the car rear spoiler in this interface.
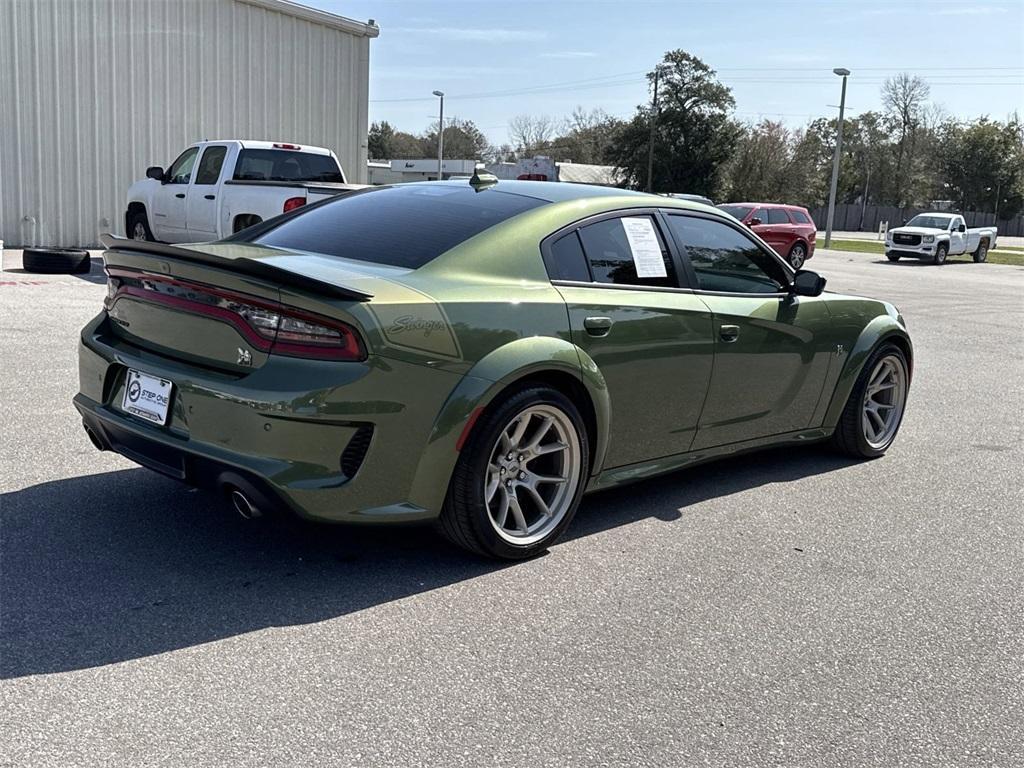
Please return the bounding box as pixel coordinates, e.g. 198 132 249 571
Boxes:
99 234 373 302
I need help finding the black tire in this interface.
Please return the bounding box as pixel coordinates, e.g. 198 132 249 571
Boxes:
788 242 807 270
831 342 909 459
233 215 263 234
22 248 91 274
973 240 988 263
886 253 901 262
127 209 154 242
438 385 590 560
932 243 948 265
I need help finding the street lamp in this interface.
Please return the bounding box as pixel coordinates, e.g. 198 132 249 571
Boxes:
432 90 445 180
824 67 850 249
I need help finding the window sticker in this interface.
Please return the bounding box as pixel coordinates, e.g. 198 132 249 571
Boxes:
620 217 667 278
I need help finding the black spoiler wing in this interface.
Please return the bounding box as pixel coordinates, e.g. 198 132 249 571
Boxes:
99 234 373 302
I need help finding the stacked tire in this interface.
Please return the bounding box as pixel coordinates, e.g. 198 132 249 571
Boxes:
22 248 92 274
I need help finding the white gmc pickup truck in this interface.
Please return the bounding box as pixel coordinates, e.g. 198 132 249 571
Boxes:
125 140 364 243
885 212 998 265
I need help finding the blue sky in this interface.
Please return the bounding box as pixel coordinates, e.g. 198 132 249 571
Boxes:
314 0 1024 146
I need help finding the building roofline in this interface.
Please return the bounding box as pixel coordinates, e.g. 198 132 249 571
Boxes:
235 0 380 37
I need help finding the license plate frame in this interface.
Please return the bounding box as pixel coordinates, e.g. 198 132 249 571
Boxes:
122 369 173 425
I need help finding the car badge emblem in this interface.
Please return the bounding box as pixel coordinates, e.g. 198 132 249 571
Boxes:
237 347 252 366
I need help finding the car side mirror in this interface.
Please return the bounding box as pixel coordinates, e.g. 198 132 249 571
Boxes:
791 269 826 297
958 224 966 232
146 166 165 182
748 217 762 227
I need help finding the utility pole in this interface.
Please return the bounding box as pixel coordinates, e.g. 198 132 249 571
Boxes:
432 90 445 180
824 68 850 249
645 67 662 193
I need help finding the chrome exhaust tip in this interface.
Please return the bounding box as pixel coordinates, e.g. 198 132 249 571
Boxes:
229 488 261 519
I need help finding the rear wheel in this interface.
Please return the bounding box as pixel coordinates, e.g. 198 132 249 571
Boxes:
973 241 988 263
933 243 948 265
787 242 807 270
438 386 589 559
831 343 909 458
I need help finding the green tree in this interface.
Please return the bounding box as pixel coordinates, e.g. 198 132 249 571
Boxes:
546 108 624 165
937 116 1024 218
367 121 395 160
606 50 739 195
420 118 491 160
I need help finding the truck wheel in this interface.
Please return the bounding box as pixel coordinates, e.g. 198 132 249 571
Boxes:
127 210 154 241
932 244 948 265
973 241 988 263
886 253 900 262
22 248 92 274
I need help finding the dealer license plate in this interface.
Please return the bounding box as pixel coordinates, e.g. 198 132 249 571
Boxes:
122 369 173 425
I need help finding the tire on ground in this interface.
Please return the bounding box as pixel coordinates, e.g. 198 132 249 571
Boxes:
932 243 948 265
886 253 900 262
437 384 590 560
22 248 92 274
831 341 909 459
973 240 988 263
127 209 154 241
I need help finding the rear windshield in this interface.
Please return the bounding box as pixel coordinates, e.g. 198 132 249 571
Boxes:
248 184 546 268
717 205 753 221
233 149 344 183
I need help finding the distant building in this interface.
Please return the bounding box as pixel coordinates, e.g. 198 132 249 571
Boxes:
0 0 378 247
486 157 621 186
367 159 478 185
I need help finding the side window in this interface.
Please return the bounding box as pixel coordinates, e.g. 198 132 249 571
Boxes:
667 214 788 294
577 215 677 288
544 231 591 282
749 208 765 224
767 208 791 224
789 209 811 224
166 147 200 185
194 145 228 185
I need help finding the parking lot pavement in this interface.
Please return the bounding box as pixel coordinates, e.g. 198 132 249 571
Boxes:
1 247 1022 767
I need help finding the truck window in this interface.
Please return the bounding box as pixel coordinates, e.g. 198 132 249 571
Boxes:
232 150 344 183
194 145 228 185
166 147 199 185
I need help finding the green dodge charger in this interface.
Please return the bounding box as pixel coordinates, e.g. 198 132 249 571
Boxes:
75 178 912 559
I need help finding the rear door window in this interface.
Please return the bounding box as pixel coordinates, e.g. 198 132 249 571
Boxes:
767 208 791 224
194 145 228 185
577 215 678 288
249 185 544 268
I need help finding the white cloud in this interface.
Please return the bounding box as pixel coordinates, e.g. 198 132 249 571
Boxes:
390 26 546 41
539 51 598 59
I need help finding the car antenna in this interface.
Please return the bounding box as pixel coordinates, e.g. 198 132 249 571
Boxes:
469 167 499 191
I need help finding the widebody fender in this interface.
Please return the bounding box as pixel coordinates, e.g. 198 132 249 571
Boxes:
407 336 611 515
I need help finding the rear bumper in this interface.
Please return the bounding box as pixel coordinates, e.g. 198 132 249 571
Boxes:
75 315 462 524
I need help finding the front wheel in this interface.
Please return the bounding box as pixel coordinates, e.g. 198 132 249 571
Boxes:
933 244 948 265
973 241 988 263
831 343 910 458
788 242 807 270
886 253 901 262
438 386 589 559
127 210 153 241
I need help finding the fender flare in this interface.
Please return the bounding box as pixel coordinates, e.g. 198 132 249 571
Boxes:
821 315 912 429
406 336 611 515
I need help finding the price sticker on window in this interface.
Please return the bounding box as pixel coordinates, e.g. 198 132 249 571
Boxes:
621 217 667 278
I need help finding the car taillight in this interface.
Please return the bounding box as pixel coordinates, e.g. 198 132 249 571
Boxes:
283 196 306 213
104 269 365 361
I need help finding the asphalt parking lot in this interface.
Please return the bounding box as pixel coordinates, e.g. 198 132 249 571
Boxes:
1 248 1022 767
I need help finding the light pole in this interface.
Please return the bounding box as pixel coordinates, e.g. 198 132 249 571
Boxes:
645 65 665 193
824 67 850 249
432 90 445 180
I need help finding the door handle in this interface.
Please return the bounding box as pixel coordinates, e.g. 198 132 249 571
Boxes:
175 193 186 199
584 316 613 337
204 194 215 200
719 324 740 342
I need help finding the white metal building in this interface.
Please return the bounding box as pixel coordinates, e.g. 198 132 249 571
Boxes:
0 0 378 248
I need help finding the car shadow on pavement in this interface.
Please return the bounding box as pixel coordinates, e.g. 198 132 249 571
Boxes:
0 446 855 679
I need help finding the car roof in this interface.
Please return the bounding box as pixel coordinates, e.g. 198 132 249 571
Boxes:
434 178 652 204
725 202 805 210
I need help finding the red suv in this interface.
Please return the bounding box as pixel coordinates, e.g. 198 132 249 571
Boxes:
717 203 817 269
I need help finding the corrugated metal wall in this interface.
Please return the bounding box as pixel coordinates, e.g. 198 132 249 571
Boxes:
0 0 373 248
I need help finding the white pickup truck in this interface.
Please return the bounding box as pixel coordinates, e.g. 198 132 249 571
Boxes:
885 212 998 265
125 140 364 243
